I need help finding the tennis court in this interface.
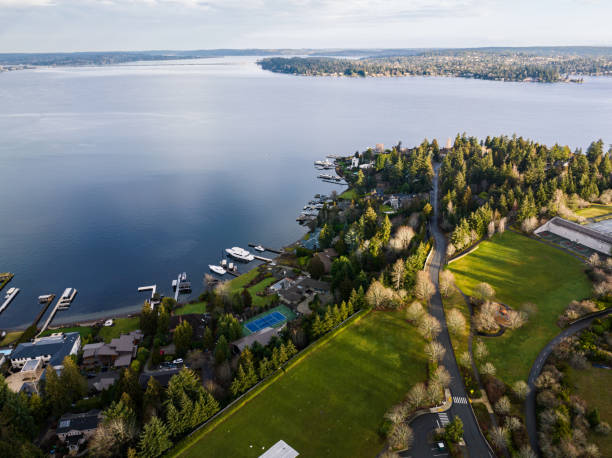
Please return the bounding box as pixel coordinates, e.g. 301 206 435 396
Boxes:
245 311 287 333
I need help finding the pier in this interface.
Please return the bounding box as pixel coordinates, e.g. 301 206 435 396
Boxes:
30 295 55 330
37 298 61 336
253 255 274 263
138 285 157 298
37 288 77 336
0 287 19 314
248 243 283 254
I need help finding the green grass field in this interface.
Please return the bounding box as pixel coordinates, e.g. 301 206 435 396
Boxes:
39 326 94 340
176 302 207 315
449 231 591 384
0 331 22 346
576 204 612 219
442 285 470 359
567 366 612 453
339 188 358 200
176 310 428 458
97 317 139 343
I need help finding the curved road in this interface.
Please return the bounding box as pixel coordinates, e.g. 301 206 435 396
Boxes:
525 308 612 455
406 163 494 457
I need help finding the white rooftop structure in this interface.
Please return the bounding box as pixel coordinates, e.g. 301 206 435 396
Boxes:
259 440 299 458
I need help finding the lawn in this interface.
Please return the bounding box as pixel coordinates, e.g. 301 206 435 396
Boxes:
97 317 140 343
176 310 428 458
448 231 591 384
176 302 207 315
567 366 612 453
339 188 358 200
576 204 612 219
39 326 94 340
228 268 260 291
0 331 22 346
227 267 277 308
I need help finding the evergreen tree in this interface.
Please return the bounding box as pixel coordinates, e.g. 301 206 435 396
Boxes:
214 335 230 365
173 320 193 357
138 416 172 458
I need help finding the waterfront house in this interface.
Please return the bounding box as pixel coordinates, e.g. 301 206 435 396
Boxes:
82 330 142 368
269 277 295 293
56 410 101 453
232 327 281 353
313 248 338 274
278 277 331 306
9 332 81 371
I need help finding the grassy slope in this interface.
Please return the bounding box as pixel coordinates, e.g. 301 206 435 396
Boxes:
178 311 427 458
567 366 612 454
449 231 591 384
97 317 139 343
39 326 94 340
176 302 207 315
339 188 358 200
576 204 612 219
0 331 22 346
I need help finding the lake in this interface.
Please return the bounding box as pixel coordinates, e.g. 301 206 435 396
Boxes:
1 57 611 329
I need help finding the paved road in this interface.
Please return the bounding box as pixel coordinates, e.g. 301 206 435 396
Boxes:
406 163 494 457
525 308 612 455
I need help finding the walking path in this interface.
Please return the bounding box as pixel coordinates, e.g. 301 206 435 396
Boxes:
407 163 495 457
525 308 612 455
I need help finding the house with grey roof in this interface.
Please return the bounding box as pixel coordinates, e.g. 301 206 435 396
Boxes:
231 327 282 353
82 330 142 368
56 409 101 453
9 332 81 371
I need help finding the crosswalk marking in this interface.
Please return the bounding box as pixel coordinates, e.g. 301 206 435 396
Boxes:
453 396 468 405
438 412 450 426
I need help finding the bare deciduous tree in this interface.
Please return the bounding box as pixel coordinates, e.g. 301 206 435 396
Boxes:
446 243 456 258
427 381 443 404
490 426 509 449
505 416 522 431
406 383 427 409
405 301 424 323
431 365 451 388
521 216 538 233
474 301 499 333
480 361 496 376
458 351 472 368
447 308 467 335
439 270 455 298
473 282 495 302
498 217 507 234
389 423 414 451
390 259 406 290
384 404 406 425
517 446 537 458
366 280 394 309
474 341 489 361
417 314 441 341
494 396 511 415
512 380 530 401
389 226 415 252
89 418 137 458
415 270 435 303
507 309 528 330
424 340 446 364
487 220 496 238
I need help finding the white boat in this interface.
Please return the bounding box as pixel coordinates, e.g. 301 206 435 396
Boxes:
209 265 226 275
6 287 16 296
315 159 333 167
225 246 255 262
254 245 265 252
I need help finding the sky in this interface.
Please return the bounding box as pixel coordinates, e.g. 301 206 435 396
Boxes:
0 0 610 53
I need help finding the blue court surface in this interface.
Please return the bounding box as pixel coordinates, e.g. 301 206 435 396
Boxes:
245 311 287 333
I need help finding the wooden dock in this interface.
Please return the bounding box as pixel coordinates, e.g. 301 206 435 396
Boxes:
31 294 55 330
253 255 273 263
226 270 240 277
248 243 283 254
0 287 19 314
37 297 61 336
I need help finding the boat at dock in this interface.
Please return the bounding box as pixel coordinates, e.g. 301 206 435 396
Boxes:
58 287 77 309
209 265 227 275
225 246 255 262
314 159 333 168
0 287 19 314
254 245 265 252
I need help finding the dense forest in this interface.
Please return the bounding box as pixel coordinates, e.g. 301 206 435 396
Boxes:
259 51 612 82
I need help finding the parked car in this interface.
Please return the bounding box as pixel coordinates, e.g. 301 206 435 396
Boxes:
172 358 183 365
103 319 114 327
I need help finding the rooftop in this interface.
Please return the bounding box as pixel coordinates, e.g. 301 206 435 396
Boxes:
57 410 101 434
259 440 299 458
232 327 281 353
549 216 612 244
10 332 80 367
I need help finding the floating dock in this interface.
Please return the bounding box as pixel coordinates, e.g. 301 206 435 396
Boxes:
248 243 283 254
31 294 55 329
253 255 273 263
138 285 157 298
173 273 191 301
38 288 77 336
0 287 19 314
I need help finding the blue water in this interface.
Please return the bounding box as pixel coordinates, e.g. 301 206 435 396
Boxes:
1 57 611 329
